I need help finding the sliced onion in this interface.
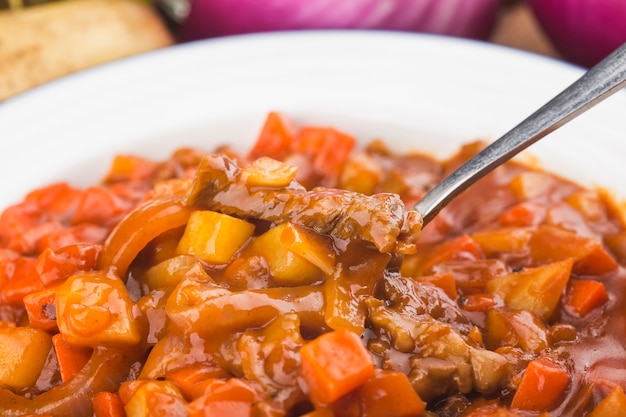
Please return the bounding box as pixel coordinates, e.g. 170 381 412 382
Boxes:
179 0 500 42
528 0 626 67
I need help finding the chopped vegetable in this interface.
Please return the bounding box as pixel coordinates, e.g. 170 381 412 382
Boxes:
0 327 52 390
55 272 141 347
528 0 626 67
300 328 374 406
176 210 255 264
52 333 93 383
180 0 500 41
248 112 295 160
359 369 426 417
92 392 126 417
510 356 570 411
564 278 609 317
588 385 626 417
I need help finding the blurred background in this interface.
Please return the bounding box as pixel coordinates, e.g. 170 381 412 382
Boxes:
1 0 625 102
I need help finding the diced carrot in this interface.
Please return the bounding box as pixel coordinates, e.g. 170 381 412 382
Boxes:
36 243 101 286
565 279 609 317
0 256 44 306
165 363 230 401
37 223 110 253
71 187 131 227
52 333 93 382
511 356 570 411
498 202 544 227
359 369 426 417
25 182 82 219
8 221 64 255
186 378 260 417
433 259 508 295
605 230 626 264
0 249 19 289
23 286 58 332
529 225 618 275
294 126 356 183
420 235 484 274
572 244 619 276
300 328 374 406
92 391 126 417
0 201 42 246
460 293 497 312
416 273 458 300
186 378 228 403
248 111 295 160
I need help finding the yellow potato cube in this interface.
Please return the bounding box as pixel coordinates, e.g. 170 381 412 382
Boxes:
242 157 298 188
141 254 200 291
471 227 532 257
177 210 255 264
280 223 336 274
124 380 185 417
0 327 52 390
56 272 141 347
250 223 324 285
487 259 573 320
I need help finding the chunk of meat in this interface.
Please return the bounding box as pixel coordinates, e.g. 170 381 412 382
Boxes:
184 154 422 254
366 273 511 401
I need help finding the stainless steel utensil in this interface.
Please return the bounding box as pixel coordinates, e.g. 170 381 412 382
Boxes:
414 42 626 226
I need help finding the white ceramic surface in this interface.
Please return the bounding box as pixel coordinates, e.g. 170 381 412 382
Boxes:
1 31 625 210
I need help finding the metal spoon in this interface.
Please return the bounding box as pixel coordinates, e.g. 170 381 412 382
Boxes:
414 42 626 226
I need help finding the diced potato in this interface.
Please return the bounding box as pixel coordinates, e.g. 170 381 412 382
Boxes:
338 153 382 195
141 255 203 291
469 348 511 394
279 223 336 274
605 230 626 264
588 385 626 417
241 157 298 188
486 259 573 320
566 191 608 222
176 210 255 264
250 223 325 286
484 308 550 354
509 171 561 199
0 327 52 390
56 272 140 346
471 227 532 257
124 380 186 417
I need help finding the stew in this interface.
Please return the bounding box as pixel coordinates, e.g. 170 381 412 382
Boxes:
1 112 626 417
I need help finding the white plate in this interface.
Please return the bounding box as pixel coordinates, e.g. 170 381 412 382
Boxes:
1 31 625 210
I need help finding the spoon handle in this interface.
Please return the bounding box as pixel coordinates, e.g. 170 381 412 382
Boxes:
414 42 626 226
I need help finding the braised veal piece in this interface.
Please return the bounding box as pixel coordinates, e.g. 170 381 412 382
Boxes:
1 112 625 417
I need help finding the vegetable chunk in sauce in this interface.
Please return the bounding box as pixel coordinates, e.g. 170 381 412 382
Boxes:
1 112 626 417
